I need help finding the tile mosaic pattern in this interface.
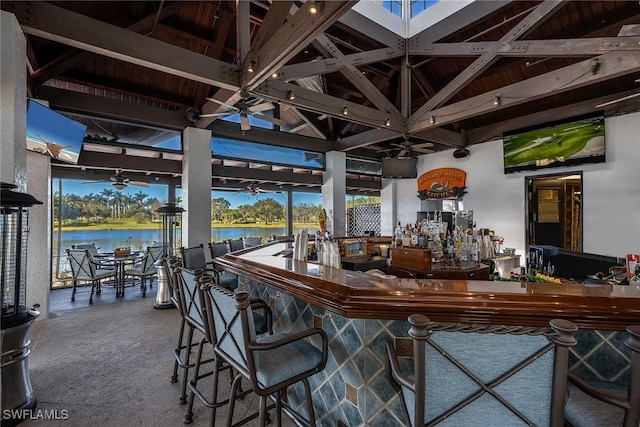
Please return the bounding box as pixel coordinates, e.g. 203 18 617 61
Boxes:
239 278 632 426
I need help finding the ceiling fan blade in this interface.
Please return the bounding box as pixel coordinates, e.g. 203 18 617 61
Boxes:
240 115 251 131
257 188 280 193
413 148 435 154
248 102 274 113
81 180 109 184
129 180 150 187
252 114 288 127
198 112 230 118
412 142 435 149
205 97 239 111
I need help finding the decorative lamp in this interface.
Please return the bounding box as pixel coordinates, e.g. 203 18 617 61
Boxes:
1 182 42 423
156 202 184 257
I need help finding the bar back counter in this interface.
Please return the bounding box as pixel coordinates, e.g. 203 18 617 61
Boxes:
216 241 640 426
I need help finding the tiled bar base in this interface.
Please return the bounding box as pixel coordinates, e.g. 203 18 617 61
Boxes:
239 277 632 426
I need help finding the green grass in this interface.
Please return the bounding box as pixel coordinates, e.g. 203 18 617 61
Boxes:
503 118 603 167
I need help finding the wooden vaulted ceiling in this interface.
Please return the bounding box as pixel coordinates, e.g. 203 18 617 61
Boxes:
3 0 640 195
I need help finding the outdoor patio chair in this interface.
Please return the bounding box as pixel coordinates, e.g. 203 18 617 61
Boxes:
72 242 113 269
125 245 163 297
66 248 117 304
564 325 640 427
207 241 238 290
202 275 327 427
386 314 577 427
243 236 262 248
182 270 273 425
228 238 244 252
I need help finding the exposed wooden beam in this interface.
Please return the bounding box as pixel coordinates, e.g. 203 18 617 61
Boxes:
466 89 640 145
13 1 240 90
76 151 182 174
278 46 403 81
410 51 640 134
411 0 566 123
242 1 357 90
313 34 404 125
38 86 189 131
409 37 640 57
209 120 332 152
337 9 403 48
254 79 402 132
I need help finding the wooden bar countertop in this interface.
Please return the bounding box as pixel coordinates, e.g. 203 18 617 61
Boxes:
216 241 640 331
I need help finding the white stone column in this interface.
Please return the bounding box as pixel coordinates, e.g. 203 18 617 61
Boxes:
380 178 398 237
182 127 212 248
322 151 346 237
1 11 27 189
26 151 51 319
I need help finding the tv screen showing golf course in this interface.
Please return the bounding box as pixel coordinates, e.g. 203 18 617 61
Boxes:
503 113 605 174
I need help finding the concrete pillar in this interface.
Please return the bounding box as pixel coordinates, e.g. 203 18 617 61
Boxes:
182 127 212 248
1 11 27 189
380 178 398 236
26 151 51 319
322 151 346 237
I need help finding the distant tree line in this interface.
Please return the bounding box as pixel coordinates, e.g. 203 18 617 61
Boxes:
55 189 379 227
54 189 162 225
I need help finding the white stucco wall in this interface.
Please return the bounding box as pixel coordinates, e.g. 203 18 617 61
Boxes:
26 151 51 319
389 112 640 260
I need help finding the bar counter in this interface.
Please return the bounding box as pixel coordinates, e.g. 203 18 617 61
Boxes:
216 240 640 426
216 241 640 331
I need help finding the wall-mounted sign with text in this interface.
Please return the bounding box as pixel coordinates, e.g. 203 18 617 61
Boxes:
417 168 467 200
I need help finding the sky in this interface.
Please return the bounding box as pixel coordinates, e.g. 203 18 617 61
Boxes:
57 179 321 209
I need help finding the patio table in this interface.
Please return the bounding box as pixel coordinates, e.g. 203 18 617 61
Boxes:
94 252 144 296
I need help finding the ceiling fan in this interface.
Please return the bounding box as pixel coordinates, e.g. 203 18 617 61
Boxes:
83 170 149 191
197 95 288 131
235 182 281 196
383 137 435 157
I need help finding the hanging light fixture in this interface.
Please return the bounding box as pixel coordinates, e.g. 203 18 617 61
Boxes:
429 116 436 124
309 0 319 15
493 95 501 106
247 59 256 73
384 118 391 127
287 90 295 101
342 106 348 115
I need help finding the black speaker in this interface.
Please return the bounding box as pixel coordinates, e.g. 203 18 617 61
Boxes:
453 147 470 158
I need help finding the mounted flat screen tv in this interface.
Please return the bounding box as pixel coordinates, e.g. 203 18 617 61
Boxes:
26 99 87 164
382 157 418 178
503 113 605 174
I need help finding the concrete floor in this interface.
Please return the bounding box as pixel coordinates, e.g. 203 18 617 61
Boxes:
17 285 298 426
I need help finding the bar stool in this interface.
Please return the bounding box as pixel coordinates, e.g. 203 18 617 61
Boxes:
182 270 273 425
201 275 328 426
386 314 577 427
564 325 640 427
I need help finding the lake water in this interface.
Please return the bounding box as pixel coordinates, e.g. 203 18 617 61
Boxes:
53 226 318 272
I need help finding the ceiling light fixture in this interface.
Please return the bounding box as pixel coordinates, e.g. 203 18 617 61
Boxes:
271 72 279 79
384 118 391 127
287 90 295 101
112 182 126 191
342 106 348 115
309 0 319 15
429 116 435 124
493 95 501 106
247 59 256 73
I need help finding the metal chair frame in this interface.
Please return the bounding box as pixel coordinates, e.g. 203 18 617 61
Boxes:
227 239 244 253
386 314 577 427
202 276 327 427
566 325 640 427
125 245 163 297
66 248 117 304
